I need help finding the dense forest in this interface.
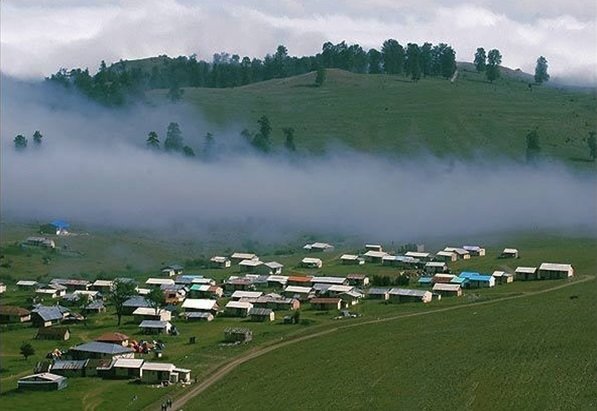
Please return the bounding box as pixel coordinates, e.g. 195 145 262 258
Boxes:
47 40 457 106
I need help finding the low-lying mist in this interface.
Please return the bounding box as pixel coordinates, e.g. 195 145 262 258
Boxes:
2 75 596 243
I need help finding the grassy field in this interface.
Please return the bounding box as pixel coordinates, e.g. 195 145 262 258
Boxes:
186 276 597 410
149 68 597 165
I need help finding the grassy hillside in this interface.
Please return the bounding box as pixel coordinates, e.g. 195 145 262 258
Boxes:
188 277 597 410
149 67 597 165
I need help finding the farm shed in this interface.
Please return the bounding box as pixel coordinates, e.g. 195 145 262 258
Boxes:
405 251 432 261
266 275 289 288
104 358 144 379
0 305 31 323
181 311 214 321
50 279 91 291
95 332 130 346
463 246 486 256
36 327 70 341
189 276 216 286
35 287 65 299
432 283 462 297
122 296 151 315
50 360 88 377
500 248 519 259
31 305 70 327
492 271 514 284
90 280 114 292
224 327 253 342
249 307 275 322
458 272 495 288
325 285 354 296
383 255 420 268
17 280 39 290
363 250 389 263
224 277 255 291
303 242 335 252
425 261 449 274
286 276 313 286
432 274 457 284
210 256 231 268
145 278 175 288
161 264 184 277
70 342 134 360
132 307 172 322
18 373 67 391
418 277 433 287
434 251 457 262
140 362 191 384
231 252 258 263
189 284 223 299
254 295 300 311
515 266 538 281
239 259 264 273
301 257 323 269
225 301 253 317
283 286 313 301
341 254 364 265
339 290 363 306
311 276 348 286
23 236 56 249
444 247 470 260
262 262 284 276
346 274 369 286
538 263 574 279
231 290 263 301
389 288 432 303
310 297 342 311
182 298 219 313
367 288 390 300
138 320 172 334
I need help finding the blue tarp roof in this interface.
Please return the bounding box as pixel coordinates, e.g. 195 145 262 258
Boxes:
50 220 70 229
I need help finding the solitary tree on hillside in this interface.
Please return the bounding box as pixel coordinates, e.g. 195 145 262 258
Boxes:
20 342 35 360
315 66 326 87
534 56 550 84
526 129 541 163
183 145 196 157
474 48 487 72
164 122 184 152
283 127 296 152
588 131 597 161
486 49 502 82
109 279 137 326
146 287 165 315
146 131 160 149
33 130 43 146
14 135 28 151
252 115 272 153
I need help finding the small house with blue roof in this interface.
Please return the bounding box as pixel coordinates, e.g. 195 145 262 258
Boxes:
459 272 495 288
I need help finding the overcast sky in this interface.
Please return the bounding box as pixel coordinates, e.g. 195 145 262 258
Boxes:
1 0 596 84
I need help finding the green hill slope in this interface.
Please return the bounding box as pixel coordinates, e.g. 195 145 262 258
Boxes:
149 68 596 164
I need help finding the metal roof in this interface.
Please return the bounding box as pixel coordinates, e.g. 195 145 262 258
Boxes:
363 250 389 258
249 307 273 316
51 360 88 370
32 306 68 321
231 291 263 299
132 307 169 316
389 288 430 297
182 311 213 319
231 252 257 260
113 358 144 369
123 296 150 308
425 261 447 267
515 266 537 273
138 320 171 328
17 280 38 286
284 286 312 293
341 254 359 260
71 342 134 355
225 301 253 309
432 283 461 291
311 276 346 284
302 257 322 264
141 362 176 372
20 373 66 382
145 278 175 285
367 288 390 294
182 299 218 310
539 263 573 271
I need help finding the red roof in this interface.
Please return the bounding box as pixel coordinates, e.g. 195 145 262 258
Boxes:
287 276 312 283
95 332 129 342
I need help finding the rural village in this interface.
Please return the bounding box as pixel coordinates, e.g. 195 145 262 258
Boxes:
0 220 576 401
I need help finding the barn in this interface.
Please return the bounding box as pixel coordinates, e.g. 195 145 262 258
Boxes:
538 263 574 279
515 266 538 281
432 283 462 297
388 288 432 303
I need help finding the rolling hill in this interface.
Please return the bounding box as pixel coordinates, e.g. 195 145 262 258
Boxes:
148 66 597 165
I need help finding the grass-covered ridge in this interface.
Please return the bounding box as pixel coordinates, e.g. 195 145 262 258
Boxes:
148 67 596 165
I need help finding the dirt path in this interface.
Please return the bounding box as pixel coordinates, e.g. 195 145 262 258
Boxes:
155 276 594 411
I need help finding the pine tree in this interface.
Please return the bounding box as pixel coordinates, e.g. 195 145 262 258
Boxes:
534 56 550 84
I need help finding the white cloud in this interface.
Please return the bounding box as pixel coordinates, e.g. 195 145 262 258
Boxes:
1 0 595 84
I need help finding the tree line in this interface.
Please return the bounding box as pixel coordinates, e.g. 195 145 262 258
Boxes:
47 40 457 106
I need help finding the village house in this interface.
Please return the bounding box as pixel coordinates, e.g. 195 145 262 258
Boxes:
500 248 519 259
515 266 538 281
432 273 457 284
140 362 191 384
311 276 348 286
492 271 514 284
22 236 56 249
266 275 289 288
367 288 390 300
0 305 31 323
189 284 223 299
253 294 300 311
283 285 313 301
388 288 432 303
181 298 219 314
324 284 355 297
248 307 275 322
36 327 70 341
363 250 389 263
161 284 187 304
346 274 370 287
425 261 449 274
17 280 39 290
432 283 463 297
225 301 253 317
538 263 574 279
303 242 335 252
231 290 263 301
224 277 255 292
365 244 383 252
444 247 471 260
35 286 67 299
138 320 172 334
301 257 323 269
339 290 363 306
341 254 364 265
40 220 70 236
51 279 91 291
132 307 172 322
122 296 151 315
161 264 184 277
310 297 343 310
145 278 175 288
230 252 258 264
210 256 231 269
95 332 130 347
382 255 420 268
101 358 144 379
434 251 457 262
239 259 263 273
181 311 214 321
458 272 495 288
90 280 114 293
462 246 486 256
286 276 313 286
50 360 88 377
417 276 433 287
261 261 284 276
224 327 253 343
18 373 67 391
405 251 432 261
70 342 135 360
31 305 70 327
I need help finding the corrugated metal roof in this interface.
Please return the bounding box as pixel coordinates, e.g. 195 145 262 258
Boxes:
284 286 312 293
249 307 273 316
515 266 537 273
141 362 175 372
51 360 88 370
432 283 461 291
367 288 390 294
232 290 263 299
539 263 573 271
113 358 144 369
311 276 346 284
225 301 253 309
71 342 133 354
182 299 218 310
389 288 429 297
138 320 171 328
